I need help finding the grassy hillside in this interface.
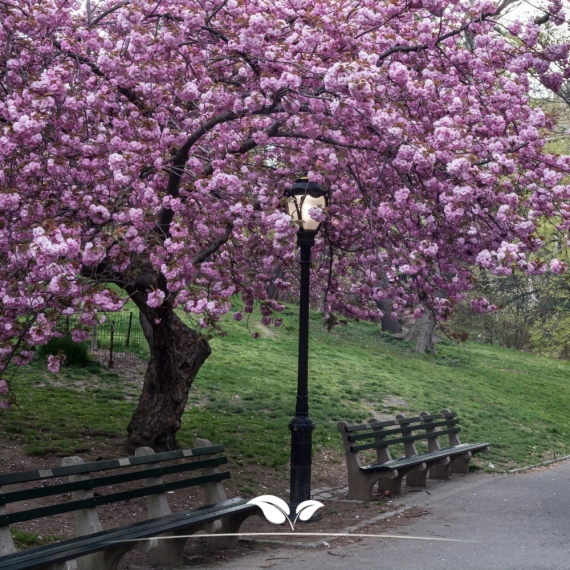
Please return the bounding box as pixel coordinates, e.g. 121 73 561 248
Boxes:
2 305 570 471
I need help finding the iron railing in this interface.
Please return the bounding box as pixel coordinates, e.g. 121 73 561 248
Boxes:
88 312 149 368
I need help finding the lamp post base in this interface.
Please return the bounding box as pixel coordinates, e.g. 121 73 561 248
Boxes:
289 415 315 513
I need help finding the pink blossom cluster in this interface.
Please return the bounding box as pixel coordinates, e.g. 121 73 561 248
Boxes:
0 379 9 410
1 0 570 398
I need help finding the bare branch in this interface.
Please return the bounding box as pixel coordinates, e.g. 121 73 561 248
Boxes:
200 25 229 43
52 39 150 116
376 7 516 63
472 142 530 167
90 1 130 27
205 0 228 26
495 0 521 16
202 119 283 177
271 131 378 152
192 223 234 264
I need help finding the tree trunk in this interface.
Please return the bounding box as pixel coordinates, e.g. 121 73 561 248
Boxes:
266 265 283 301
376 299 402 334
126 297 211 453
404 312 437 354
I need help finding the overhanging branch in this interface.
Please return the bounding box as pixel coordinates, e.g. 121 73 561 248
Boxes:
192 223 234 264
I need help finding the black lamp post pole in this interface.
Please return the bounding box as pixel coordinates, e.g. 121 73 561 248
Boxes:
289 229 316 511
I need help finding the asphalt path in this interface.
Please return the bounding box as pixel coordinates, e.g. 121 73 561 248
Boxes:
189 460 570 570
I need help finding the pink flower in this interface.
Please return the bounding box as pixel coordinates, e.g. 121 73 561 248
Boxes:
540 72 563 92
471 298 490 313
233 312 244 321
389 62 409 86
0 380 8 395
47 354 64 373
0 401 10 410
146 290 165 308
308 207 326 223
550 259 566 274
71 329 89 342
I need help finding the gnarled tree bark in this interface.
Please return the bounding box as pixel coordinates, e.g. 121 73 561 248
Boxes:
376 299 402 334
125 288 211 452
404 312 437 354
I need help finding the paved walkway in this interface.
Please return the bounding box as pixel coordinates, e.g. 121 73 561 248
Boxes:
187 460 570 570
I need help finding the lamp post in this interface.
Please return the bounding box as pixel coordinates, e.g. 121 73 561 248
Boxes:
284 177 329 513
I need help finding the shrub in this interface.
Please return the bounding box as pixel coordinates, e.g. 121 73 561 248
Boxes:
37 336 90 367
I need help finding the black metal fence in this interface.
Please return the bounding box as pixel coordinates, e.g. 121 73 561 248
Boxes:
89 312 149 369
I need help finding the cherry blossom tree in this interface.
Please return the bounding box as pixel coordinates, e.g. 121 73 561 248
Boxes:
2 0 570 450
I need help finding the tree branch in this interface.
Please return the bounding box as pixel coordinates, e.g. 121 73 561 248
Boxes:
205 0 228 26
192 223 234 264
271 131 377 151
376 10 503 62
89 1 130 27
52 39 150 116
474 142 529 166
202 119 283 177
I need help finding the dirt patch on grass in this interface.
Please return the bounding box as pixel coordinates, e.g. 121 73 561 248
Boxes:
91 350 147 386
382 395 410 410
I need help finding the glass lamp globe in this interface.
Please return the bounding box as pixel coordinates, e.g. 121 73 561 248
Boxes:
284 177 329 233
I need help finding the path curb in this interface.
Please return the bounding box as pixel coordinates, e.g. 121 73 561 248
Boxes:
238 505 415 549
508 453 570 473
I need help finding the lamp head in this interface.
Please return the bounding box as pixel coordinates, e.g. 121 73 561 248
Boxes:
284 177 329 233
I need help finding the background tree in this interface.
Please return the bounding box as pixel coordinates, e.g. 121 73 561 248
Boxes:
2 0 570 448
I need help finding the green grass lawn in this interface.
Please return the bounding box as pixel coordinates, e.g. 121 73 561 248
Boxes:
2 305 570 471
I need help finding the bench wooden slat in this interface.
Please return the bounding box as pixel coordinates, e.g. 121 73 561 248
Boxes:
0 498 256 570
396 419 457 430
350 428 461 452
0 471 230 526
361 455 431 471
0 457 228 505
395 412 456 424
414 412 456 421
347 419 458 442
344 419 397 432
344 414 457 434
360 442 490 472
395 416 425 424
0 445 224 487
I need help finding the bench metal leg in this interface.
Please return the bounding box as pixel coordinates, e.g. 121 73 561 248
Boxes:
405 463 427 488
429 457 452 480
347 482 376 501
147 521 222 568
148 535 189 568
375 472 403 497
0 525 16 556
38 561 78 570
345 469 398 501
77 539 156 570
450 451 473 474
207 511 257 550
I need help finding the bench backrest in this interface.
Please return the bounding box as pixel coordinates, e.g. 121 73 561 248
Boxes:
338 409 462 464
0 444 228 527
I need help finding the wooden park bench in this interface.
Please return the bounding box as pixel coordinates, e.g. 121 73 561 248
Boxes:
337 409 490 501
0 439 260 570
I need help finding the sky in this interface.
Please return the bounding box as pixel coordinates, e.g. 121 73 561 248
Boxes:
504 0 570 19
